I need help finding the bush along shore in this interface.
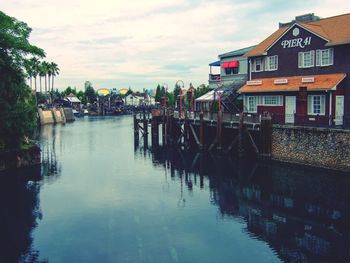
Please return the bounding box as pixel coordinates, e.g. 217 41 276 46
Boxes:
0 11 56 171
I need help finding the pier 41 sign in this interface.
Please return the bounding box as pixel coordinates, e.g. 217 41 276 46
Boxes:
281 37 312 49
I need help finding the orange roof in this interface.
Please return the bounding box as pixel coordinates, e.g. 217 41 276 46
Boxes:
246 13 350 57
239 73 346 93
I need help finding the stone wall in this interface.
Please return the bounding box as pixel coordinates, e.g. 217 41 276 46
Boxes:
272 125 350 171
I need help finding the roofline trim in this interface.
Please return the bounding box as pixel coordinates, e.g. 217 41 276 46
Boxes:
326 41 350 47
264 23 330 54
240 88 335 93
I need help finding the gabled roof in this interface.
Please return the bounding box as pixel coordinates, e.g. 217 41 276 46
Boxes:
219 46 256 59
245 13 350 57
238 73 346 93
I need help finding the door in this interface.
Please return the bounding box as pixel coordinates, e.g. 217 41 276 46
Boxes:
335 95 344 126
285 96 296 124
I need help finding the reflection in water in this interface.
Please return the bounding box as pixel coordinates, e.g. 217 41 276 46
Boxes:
0 125 61 262
136 144 350 263
1 117 349 262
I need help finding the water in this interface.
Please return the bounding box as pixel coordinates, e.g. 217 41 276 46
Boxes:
1 116 350 263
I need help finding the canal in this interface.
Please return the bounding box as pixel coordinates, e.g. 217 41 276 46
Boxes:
1 116 350 263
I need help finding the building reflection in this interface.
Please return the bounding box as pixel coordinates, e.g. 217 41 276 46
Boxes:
135 145 350 263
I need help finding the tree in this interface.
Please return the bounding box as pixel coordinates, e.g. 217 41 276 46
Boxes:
126 87 133 96
50 62 59 93
0 11 44 148
155 84 162 102
84 81 96 104
40 61 50 95
77 90 86 105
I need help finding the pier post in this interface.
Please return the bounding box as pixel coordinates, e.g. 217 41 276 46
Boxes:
162 107 166 146
199 112 205 150
216 110 223 151
151 117 159 147
184 110 189 148
166 110 170 145
133 114 139 136
238 112 245 158
260 112 272 158
143 110 148 146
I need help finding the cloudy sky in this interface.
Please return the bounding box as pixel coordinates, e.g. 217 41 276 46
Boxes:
2 0 350 91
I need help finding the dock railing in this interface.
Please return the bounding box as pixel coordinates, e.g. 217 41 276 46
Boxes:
173 110 261 124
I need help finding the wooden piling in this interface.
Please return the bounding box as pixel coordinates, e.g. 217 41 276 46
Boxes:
151 117 159 147
143 110 148 146
184 110 189 148
133 114 139 136
216 110 223 151
238 112 245 158
199 112 205 150
162 108 166 146
260 112 272 158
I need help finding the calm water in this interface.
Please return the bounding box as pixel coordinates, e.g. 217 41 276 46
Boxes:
1 116 350 263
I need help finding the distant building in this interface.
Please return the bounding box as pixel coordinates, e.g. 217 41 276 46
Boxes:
65 93 81 109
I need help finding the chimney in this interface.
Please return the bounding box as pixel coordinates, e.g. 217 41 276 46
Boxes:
279 13 320 28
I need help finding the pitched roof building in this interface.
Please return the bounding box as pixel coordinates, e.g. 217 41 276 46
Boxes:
239 13 350 127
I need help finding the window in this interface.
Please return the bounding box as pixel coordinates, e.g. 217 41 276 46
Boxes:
252 58 263 72
298 50 315 68
264 96 283 106
225 67 239 75
266 56 278 71
245 95 283 113
247 96 257 112
308 95 325 115
316 48 334 66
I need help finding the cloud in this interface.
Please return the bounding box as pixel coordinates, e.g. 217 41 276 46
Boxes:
2 0 350 90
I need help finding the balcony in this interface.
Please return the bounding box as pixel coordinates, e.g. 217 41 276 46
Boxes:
209 74 221 89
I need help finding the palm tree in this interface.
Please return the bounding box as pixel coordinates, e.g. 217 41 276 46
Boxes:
50 62 59 93
41 61 50 95
29 58 39 94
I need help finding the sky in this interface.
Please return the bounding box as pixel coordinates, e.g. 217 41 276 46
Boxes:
2 0 350 91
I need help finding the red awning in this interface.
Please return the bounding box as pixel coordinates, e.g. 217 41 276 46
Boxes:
222 60 239 68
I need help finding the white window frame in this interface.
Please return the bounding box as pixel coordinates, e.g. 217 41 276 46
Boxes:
308 95 325 115
245 95 283 113
252 58 263 72
247 96 257 113
263 95 283 106
266 55 278 71
316 48 334 67
298 50 315 68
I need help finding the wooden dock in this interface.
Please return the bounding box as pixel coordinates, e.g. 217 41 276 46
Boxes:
133 109 272 158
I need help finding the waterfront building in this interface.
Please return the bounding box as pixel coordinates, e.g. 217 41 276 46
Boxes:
125 92 155 106
197 46 255 112
209 46 255 90
65 93 81 109
239 13 350 128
